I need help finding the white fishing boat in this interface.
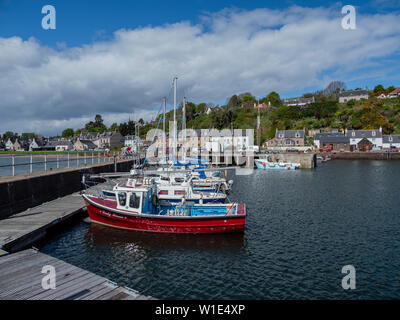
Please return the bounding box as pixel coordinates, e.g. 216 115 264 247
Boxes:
255 159 300 170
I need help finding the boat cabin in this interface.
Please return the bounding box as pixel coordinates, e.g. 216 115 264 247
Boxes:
113 179 158 214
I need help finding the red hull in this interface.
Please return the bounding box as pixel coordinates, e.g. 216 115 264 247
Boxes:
84 198 246 234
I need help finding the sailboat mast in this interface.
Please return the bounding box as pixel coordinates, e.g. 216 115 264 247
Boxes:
173 76 178 161
163 97 166 163
183 96 186 162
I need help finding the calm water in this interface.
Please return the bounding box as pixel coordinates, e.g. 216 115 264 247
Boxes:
40 160 400 299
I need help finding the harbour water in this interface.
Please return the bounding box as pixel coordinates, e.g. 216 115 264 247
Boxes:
39 160 400 299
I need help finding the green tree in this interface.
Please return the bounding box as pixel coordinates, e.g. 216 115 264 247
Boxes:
62 128 74 138
264 91 281 106
20 133 37 141
109 123 118 132
385 86 396 94
227 95 240 108
85 114 107 133
373 84 385 95
3 131 18 142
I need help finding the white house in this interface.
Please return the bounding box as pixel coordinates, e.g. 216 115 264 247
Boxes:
345 128 383 149
377 93 389 99
382 135 400 149
5 138 14 151
205 129 253 152
55 140 74 151
29 138 42 151
339 89 369 103
282 97 315 107
124 135 143 147
388 88 400 98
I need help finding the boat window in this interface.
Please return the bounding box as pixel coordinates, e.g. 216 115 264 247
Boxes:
118 192 127 206
129 192 141 209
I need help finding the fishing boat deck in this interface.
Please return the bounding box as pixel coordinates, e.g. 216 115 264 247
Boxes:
0 249 155 300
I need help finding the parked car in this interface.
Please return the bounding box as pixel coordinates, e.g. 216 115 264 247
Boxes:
286 148 298 153
319 147 331 152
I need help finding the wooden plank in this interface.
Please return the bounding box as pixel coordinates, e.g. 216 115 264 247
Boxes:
0 184 99 251
13 266 90 300
0 249 37 266
0 248 152 300
0 260 75 299
0 257 69 294
95 287 124 300
29 274 104 300
0 254 58 283
76 282 114 300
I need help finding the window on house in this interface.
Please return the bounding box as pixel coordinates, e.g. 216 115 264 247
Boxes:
389 137 393 142
352 132 355 137
372 131 376 136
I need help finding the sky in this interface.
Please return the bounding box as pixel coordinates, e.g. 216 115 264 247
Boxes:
0 0 400 136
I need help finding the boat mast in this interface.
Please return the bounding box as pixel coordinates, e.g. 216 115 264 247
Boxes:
173 76 178 162
183 96 186 162
163 97 167 163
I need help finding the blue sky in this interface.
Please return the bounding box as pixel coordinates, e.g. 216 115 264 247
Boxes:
1 0 398 48
0 0 400 135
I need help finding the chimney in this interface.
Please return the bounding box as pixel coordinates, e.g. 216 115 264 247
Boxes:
379 126 382 133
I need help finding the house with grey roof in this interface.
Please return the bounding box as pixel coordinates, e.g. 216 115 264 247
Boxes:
94 131 124 150
54 140 74 151
382 135 400 149
346 129 383 150
124 135 143 147
29 138 45 151
74 138 98 151
314 132 350 151
13 139 29 151
314 132 345 149
267 129 306 147
339 89 369 103
283 97 315 107
80 131 99 141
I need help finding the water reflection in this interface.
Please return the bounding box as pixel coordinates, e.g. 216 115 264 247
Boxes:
85 223 246 253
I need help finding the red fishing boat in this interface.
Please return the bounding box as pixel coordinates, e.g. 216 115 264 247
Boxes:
82 179 246 234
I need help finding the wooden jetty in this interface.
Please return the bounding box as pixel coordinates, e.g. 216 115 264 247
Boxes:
0 192 87 253
0 181 116 253
0 249 155 300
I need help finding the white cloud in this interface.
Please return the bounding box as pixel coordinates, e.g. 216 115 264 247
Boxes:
1 5 400 136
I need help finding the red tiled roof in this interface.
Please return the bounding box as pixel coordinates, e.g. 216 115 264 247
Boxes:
390 88 400 94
